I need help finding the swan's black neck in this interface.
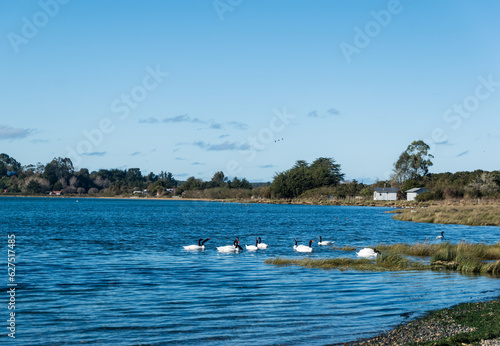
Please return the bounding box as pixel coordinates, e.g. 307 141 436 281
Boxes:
197 238 203 246
319 236 322 242
257 237 262 243
308 240 314 247
202 238 210 245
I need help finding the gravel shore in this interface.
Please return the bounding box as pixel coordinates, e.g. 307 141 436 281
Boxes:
340 298 500 346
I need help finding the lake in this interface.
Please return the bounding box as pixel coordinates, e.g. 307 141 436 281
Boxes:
2 197 499 345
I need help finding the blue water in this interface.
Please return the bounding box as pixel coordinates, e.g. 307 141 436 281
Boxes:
1 197 499 345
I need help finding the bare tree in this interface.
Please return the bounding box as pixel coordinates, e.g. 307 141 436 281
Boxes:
69 176 78 187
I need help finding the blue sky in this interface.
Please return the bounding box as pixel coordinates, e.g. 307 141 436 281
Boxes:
1 0 499 182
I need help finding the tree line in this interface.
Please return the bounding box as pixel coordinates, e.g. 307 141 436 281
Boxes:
0 154 254 197
1 140 499 201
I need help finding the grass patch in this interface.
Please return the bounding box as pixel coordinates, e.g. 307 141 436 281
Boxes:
265 253 425 272
332 245 357 251
391 204 500 226
265 257 385 271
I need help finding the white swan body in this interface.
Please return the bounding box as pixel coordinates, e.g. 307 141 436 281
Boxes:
257 237 268 249
183 238 210 250
217 245 238 252
246 239 259 251
436 231 444 240
356 248 380 259
217 239 243 253
318 236 334 246
295 239 314 253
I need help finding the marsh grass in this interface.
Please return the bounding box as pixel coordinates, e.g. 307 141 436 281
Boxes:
265 257 382 271
332 245 357 251
266 242 500 277
391 205 500 226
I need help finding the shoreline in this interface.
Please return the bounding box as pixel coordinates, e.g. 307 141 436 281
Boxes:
340 296 500 345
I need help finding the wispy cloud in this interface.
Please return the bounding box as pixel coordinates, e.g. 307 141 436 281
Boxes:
434 140 452 146
31 138 48 143
259 164 275 168
219 134 230 139
327 108 340 116
228 121 248 130
192 161 205 165
139 114 248 131
192 141 250 151
482 133 500 141
163 114 203 123
456 150 469 157
209 122 223 129
81 151 106 156
307 108 341 118
130 151 141 156
0 125 34 140
138 117 159 124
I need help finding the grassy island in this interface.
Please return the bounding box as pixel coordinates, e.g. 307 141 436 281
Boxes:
266 242 500 277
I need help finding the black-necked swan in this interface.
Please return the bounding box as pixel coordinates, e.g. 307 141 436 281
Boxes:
296 239 314 253
318 236 334 246
183 238 210 250
257 237 268 249
356 248 381 259
246 239 259 251
217 239 243 253
293 238 298 250
436 231 444 240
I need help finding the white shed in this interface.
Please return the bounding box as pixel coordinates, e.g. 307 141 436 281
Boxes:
373 187 398 201
406 187 428 201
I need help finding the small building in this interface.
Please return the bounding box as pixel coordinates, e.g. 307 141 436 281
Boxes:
406 187 428 201
133 190 148 194
50 191 63 196
373 187 398 201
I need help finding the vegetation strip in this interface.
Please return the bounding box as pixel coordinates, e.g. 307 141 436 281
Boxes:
389 205 500 226
265 242 500 276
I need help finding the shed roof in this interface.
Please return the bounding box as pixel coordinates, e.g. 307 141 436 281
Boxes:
406 187 428 193
374 187 398 192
